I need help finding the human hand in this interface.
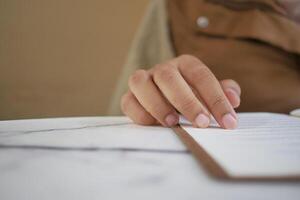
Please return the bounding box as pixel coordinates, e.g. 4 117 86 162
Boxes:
121 55 241 129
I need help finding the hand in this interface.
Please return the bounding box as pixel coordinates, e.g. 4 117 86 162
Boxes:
121 55 241 129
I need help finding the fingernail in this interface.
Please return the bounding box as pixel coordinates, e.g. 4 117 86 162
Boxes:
195 113 210 128
226 88 240 107
222 113 237 129
165 114 179 127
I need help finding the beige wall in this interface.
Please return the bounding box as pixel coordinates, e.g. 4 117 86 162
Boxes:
0 0 149 120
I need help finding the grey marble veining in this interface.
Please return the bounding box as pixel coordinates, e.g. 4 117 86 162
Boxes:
0 117 187 151
0 117 132 135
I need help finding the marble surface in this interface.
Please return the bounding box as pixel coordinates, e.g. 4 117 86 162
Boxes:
0 117 300 200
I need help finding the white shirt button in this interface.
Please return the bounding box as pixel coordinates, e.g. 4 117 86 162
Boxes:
197 16 209 28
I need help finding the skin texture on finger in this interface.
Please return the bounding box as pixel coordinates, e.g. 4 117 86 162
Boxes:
191 80 239 117
190 86 213 119
174 55 237 129
128 70 179 127
121 91 158 125
220 79 241 108
151 63 211 128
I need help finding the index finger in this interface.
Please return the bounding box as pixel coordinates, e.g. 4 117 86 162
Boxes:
172 55 237 129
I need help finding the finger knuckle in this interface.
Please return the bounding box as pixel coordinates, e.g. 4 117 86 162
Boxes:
128 70 148 86
178 95 197 112
178 54 203 70
211 94 227 108
178 54 199 63
153 63 177 83
192 66 213 83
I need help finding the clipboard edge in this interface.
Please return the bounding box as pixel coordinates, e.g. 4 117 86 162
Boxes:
172 125 300 182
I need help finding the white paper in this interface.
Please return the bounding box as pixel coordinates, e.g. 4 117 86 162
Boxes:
182 112 300 177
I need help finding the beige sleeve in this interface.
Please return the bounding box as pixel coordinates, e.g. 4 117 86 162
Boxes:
107 0 175 115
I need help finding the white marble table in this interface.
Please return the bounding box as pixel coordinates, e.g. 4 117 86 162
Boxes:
0 117 299 200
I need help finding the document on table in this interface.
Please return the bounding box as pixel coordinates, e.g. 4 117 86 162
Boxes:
0 112 299 180
181 113 300 179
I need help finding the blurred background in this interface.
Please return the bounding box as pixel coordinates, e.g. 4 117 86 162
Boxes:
0 0 149 120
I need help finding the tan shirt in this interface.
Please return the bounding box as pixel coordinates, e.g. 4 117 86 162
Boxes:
168 0 300 113
108 0 300 115
108 0 174 115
